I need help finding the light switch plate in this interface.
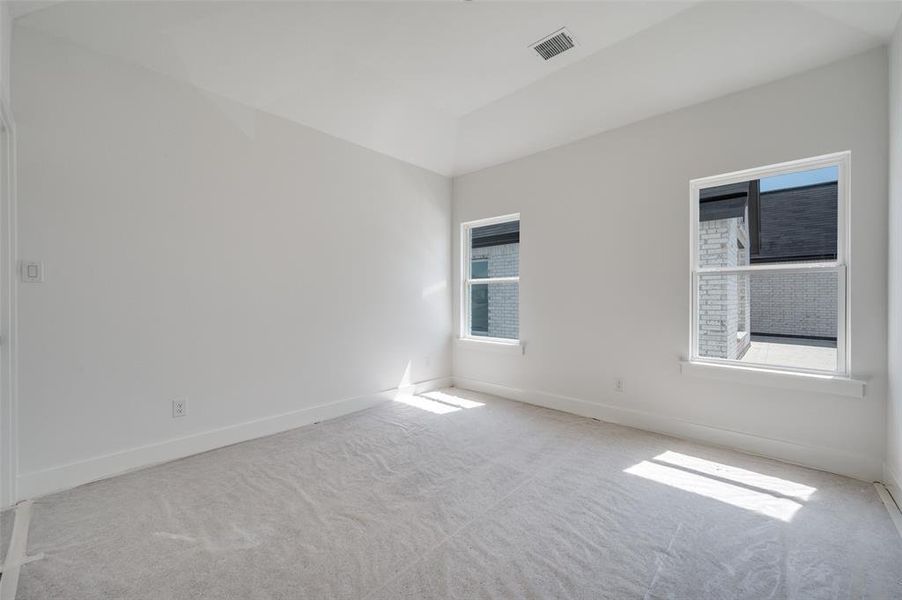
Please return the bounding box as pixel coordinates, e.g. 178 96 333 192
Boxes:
20 261 43 283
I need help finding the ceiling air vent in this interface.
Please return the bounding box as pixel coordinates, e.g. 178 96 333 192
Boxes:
531 28 575 61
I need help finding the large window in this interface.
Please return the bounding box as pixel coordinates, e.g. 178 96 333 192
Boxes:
461 214 520 342
690 153 849 375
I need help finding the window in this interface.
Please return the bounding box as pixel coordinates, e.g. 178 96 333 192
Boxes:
690 153 849 375
461 214 520 342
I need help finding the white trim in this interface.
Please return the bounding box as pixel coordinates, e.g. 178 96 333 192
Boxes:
0 98 16 510
455 337 523 354
696 262 841 275
884 462 902 514
15 377 451 501
461 212 520 229
460 213 520 341
689 151 851 378
875 483 902 541
452 376 880 482
468 276 519 285
690 151 852 190
679 360 865 398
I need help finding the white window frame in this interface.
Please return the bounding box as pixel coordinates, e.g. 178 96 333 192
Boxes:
460 213 520 345
689 152 850 377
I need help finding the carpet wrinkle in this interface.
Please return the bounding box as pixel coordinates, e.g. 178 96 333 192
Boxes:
0 507 12 565
643 521 683 600
361 455 548 600
12 388 902 599
371 426 686 599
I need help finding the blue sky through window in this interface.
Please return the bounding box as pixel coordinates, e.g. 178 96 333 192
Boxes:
759 166 837 192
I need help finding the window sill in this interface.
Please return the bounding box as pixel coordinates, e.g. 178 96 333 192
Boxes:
679 360 865 398
456 337 523 355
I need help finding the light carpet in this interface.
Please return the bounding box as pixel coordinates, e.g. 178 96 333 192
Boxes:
12 388 902 599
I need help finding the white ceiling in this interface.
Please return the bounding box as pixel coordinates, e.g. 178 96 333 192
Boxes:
12 1 902 176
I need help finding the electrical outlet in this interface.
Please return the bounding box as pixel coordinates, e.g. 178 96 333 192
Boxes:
615 378 624 393
172 399 187 418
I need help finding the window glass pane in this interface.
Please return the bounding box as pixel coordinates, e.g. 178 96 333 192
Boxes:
698 166 837 268
471 283 488 334
470 220 519 278
697 270 838 371
471 259 488 279
470 282 519 339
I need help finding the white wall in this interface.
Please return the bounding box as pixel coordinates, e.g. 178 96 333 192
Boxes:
0 3 10 107
0 0 12 509
453 48 889 481
887 20 902 500
13 28 451 499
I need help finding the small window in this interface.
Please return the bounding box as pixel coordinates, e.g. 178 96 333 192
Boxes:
690 153 848 375
461 215 520 341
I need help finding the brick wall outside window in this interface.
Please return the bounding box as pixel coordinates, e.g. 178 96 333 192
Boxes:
471 243 519 339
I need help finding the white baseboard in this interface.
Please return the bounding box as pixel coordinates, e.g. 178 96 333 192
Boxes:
875 481 902 540
16 377 451 501
884 463 902 510
453 377 881 482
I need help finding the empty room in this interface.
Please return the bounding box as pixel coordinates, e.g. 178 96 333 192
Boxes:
2 0 902 598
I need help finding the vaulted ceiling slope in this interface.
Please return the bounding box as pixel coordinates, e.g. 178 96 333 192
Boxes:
13 1 902 176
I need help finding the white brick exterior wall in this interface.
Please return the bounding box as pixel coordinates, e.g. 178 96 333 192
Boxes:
699 217 837 357
698 218 751 359
471 243 519 339
750 271 837 338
